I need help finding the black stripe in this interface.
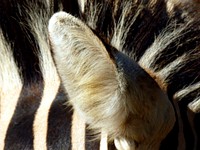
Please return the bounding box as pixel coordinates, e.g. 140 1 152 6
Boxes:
1 1 46 148
81 0 114 41
166 59 200 99
122 0 169 61
5 83 44 150
53 0 80 16
1 1 47 149
177 89 200 150
0 0 44 84
47 85 72 150
194 113 200 150
160 122 179 150
81 1 169 61
1 1 200 149
61 0 80 16
151 27 200 72
85 126 100 149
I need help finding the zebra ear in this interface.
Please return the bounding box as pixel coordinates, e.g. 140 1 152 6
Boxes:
48 11 122 135
48 11 120 110
48 12 175 149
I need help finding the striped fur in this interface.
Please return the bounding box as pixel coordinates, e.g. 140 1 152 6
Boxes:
0 0 200 149
0 0 114 149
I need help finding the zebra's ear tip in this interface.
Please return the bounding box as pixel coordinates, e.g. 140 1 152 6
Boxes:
48 11 85 35
48 11 89 52
48 11 71 35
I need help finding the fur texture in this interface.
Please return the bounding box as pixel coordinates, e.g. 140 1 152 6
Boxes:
1 0 200 150
49 0 200 149
49 11 175 150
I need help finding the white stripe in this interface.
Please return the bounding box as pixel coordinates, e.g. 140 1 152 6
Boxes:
100 130 108 150
78 0 86 13
139 24 187 69
72 110 86 150
166 0 192 12
32 52 60 148
31 10 61 149
32 57 60 149
188 97 200 113
111 1 141 52
173 82 200 101
0 30 23 150
156 54 186 80
33 75 60 150
32 55 60 150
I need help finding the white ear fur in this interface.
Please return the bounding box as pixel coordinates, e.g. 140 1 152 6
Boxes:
48 11 124 131
48 12 175 149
